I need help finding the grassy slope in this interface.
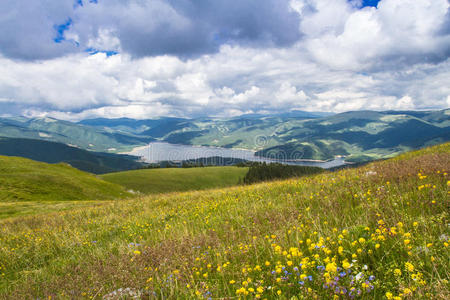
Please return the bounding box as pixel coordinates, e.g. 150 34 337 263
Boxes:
0 143 449 299
100 166 249 194
0 156 130 203
0 137 144 174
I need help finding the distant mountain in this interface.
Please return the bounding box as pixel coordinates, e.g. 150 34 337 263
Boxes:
0 109 448 164
0 116 153 152
151 109 450 162
78 117 189 137
0 137 145 174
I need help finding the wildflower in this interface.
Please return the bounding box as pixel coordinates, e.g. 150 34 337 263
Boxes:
394 269 402 276
326 262 337 273
133 250 141 255
229 280 236 284
386 292 393 299
405 262 414 272
342 260 351 269
403 288 412 295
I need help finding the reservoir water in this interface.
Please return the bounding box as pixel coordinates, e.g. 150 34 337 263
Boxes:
128 142 347 169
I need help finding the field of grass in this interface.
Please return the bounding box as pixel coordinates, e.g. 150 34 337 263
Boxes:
100 166 249 194
0 155 130 204
0 143 449 299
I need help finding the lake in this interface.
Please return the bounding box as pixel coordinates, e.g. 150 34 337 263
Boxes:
128 142 347 169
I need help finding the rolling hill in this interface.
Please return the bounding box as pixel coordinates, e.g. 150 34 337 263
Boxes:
0 143 448 298
1 109 448 164
0 155 130 203
80 109 449 162
0 137 145 174
100 166 249 194
0 116 153 152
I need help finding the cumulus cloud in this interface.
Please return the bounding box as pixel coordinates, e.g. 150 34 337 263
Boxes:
0 0 301 60
297 0 450 70
0 0 448 119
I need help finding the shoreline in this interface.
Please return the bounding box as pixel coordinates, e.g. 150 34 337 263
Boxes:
125 142 348 166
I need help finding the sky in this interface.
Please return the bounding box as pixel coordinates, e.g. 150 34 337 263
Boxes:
0 0 449 120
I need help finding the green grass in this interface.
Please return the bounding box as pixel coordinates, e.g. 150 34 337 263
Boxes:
0 155 130 203
0 143 449 299
100 166 249 194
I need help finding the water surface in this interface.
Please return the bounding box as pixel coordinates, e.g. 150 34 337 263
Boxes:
129 142 347 169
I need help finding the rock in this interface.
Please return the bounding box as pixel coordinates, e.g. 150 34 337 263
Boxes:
103 288 142 299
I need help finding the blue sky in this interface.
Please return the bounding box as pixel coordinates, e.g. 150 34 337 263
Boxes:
0 0 448 120
361 0 380 8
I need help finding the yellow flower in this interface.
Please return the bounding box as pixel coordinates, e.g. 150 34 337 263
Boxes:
265 261 271 266
326 262 337 273
404 239 410 245
277 290 282 295
405 262 415 272
342 260 351 269
403 288 412 295
133 250 141 255
394 269 402 276
229 280 236 284
386 292 393 299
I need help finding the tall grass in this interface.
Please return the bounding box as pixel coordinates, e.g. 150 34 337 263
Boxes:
0 143 448 299
100 166 249 195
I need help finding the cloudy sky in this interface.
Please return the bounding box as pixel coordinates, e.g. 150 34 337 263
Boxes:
0 0 449 120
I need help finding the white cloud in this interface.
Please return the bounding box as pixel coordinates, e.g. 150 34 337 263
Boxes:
300 0 450 70
0 0 448 119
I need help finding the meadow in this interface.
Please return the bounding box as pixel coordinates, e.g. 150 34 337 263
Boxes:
0 156 129 203
0 143 448 299
100 166 249 195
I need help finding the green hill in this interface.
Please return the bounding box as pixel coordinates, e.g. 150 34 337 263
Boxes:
0 155 130 203
0 116 152 152
0 143 448 298
100 166 249 194
82 109 448 162
1 110 448 164
0 137 145 174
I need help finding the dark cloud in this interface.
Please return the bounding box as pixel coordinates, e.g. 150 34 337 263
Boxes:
0 0 301 60
0 0 78 60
